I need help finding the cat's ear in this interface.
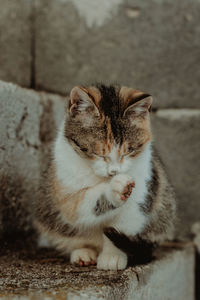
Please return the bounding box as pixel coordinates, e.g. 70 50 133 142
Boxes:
123 94 152 118
68 86 100 117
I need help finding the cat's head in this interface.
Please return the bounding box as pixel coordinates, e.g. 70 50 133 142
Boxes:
64 84 152 178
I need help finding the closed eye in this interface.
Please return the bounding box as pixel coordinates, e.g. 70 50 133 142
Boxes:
122 149 136 157
80 147 88 152
127 147 137 155
71 138 88 153
123 145 143 157
130 149 136 155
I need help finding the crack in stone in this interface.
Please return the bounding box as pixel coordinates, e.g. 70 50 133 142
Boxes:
15 108 28 141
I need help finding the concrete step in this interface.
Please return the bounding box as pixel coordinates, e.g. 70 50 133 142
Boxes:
0 246 195 300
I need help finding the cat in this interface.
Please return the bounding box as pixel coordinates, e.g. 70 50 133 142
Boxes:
34 84 176 270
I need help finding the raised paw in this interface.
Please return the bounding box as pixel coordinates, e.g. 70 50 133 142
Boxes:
70 248 97 267
120 181 135 201
97 252 128 270
109 174 135 207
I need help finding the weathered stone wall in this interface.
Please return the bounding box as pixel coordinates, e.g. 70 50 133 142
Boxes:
0 0 32 87
0 0 200 108
152 110 200 238
34 0 200 109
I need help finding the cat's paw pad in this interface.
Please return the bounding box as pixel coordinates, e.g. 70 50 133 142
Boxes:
110 174 135 206
70 248 97 267
97 252 127 270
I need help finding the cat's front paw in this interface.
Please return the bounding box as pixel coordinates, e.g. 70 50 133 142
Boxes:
108 174 135 207
70 248 97 267
97 252 128 270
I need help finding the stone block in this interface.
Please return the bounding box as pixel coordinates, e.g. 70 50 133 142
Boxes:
0 80 65 237
0 246 195 300
152 109 200 238
0 0 32 87
35 0 200 108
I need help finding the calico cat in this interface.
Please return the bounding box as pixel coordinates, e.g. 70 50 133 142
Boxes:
34 84 176 270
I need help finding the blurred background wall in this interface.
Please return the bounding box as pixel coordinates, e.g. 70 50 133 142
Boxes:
0 0 200 239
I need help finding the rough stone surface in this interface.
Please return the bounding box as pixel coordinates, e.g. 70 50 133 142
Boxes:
35 0 200 108
0 0 32 87
152 109 200 238
0 245 195 300
0 80 65 237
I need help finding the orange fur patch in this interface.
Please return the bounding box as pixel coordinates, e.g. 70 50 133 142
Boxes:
50 165 88 223
119 86 145 110
85 86 102 107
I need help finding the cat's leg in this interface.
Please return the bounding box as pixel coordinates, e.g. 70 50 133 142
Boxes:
63 174 134 267
68 230 104 266
75 174 135 226
37 221 103 266
97 195 148 270
97 234 128 270
35 174 135 267
60 233 103 266
70 247 97 266
66 173 134 267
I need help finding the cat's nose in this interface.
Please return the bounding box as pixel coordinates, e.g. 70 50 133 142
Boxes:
109 170 117 176
108 165 120 177
108 169 119 177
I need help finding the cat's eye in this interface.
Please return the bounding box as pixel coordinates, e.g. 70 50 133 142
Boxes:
128 147 136 154
80 147 88 153
122 147 138 157
130 150 136 154
126 144 144 157
71 138 88 153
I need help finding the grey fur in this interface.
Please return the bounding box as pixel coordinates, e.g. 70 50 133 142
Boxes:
140 155 176 242
94 194 115 216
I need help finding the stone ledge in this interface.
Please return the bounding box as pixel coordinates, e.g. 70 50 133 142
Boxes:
0 245 195 300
